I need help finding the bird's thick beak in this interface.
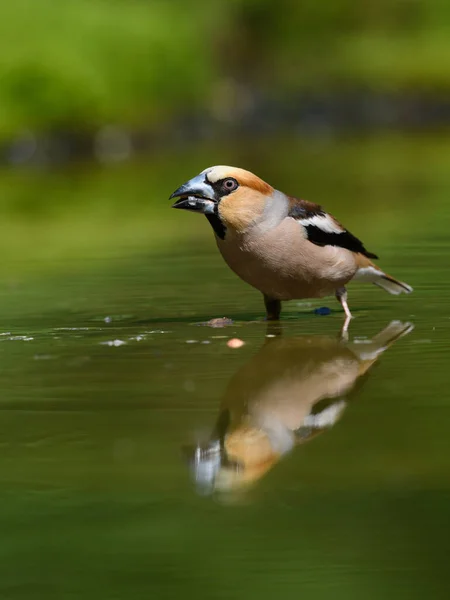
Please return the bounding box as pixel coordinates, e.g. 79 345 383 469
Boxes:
169 174 216 214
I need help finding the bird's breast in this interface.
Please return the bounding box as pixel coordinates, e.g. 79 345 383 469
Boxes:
215 219 357 299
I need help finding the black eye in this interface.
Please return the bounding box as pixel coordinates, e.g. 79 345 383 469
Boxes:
222 178 238 193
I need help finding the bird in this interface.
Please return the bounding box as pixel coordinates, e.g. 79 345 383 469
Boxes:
184 321 414 495
170 166 412 327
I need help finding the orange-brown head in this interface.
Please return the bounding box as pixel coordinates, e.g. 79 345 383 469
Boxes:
169 166 275 237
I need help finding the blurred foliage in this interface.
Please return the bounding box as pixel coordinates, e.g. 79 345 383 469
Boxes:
0 0 449 138
0 0 214 137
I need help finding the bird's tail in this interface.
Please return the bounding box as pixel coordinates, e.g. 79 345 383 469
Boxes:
347 320 414 367
369 320 415 348
352 256 413 295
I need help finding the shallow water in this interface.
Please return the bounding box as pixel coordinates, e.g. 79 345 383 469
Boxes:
1 135 450 599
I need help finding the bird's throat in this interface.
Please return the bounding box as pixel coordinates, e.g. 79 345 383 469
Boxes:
205 213 227 240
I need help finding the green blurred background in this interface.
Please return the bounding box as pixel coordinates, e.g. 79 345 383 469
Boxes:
0 0 449 269
0 0 449 147
1 2 450 600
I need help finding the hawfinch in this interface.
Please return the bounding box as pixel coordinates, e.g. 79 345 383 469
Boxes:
186 321 413 495
170 166 412 325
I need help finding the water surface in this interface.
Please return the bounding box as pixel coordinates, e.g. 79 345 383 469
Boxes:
0 134 449 599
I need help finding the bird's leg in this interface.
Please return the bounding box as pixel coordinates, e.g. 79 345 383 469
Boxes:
263 295 281 321
335 287 352 319
335 287 352 340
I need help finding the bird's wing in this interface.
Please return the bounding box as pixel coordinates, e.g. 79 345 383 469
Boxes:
288 197 378 259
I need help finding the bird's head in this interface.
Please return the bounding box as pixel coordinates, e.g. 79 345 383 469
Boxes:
169 166 275 236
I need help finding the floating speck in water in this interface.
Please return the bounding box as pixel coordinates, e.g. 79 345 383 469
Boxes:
92 314 133 324
129 335 145 341
146 330 169 334
0 332 12 336
201 340 211 344
55 327 92 331
100 339 126 347
314 307 331 316
227 338 245 349
8 335 34 341
186 340 198 344
266 334 276 338
198 317 234 328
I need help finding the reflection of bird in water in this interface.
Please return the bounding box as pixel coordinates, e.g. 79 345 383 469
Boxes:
186 321 413 496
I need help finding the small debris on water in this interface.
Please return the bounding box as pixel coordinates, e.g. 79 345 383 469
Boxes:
146 330 169 334
92 314 134 323
314 307 331 316
227 338 245 349
100 339 126 347
55 327 92 331
201 317 234 328
186 339 198 344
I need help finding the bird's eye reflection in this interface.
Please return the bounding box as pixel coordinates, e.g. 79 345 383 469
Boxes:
184 321 413 498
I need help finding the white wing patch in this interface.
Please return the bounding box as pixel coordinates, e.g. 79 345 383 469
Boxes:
352 266 381 282
303 400 347 428
299 214 344 234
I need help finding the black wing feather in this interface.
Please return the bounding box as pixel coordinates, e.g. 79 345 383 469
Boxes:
304 225 378 259
288 197 378 260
